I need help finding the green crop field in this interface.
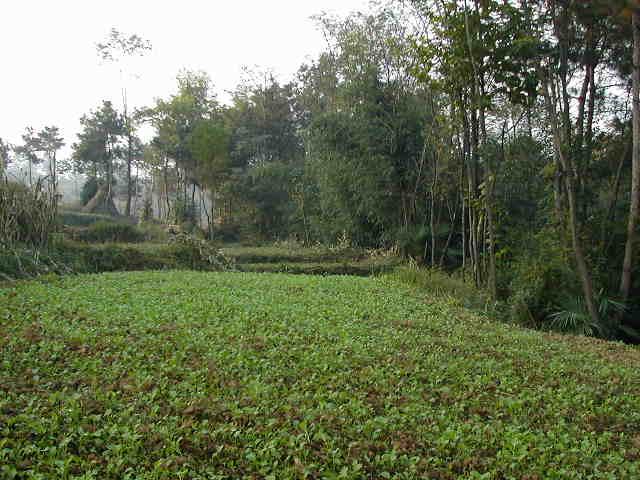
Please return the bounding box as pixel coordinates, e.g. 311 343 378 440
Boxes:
1 271 640 479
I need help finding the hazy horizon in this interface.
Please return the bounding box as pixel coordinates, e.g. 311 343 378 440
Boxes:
1 0 371 157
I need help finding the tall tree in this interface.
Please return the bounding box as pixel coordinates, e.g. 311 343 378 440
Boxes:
72 101 124 214
228 71 302 167
14 127 43 187
303 8 428 247
96 28 151 216
37 126 65 208
142 71 221 222
188 119 231 236
620 6 640 305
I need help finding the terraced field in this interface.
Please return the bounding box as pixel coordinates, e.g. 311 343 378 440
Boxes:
222 245 402 276
1 271 640 479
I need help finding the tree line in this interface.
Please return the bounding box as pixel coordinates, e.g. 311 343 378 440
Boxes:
1 1 638 339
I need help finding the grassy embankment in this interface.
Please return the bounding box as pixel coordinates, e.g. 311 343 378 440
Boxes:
223 245 402 276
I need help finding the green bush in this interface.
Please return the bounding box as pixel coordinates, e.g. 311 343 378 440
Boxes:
211 222 241 242
137 221 169 243
59 211 126 227
238 259 398 276
505 251 579 328
168 233 235 270
173 197 198 224
222 244 366 264
64 243 166 272
0 248 73 281
547 293 627 339
140 197 153 221
0 240 235 281
396 225 428 259
387 264 492 311
75 221 145 243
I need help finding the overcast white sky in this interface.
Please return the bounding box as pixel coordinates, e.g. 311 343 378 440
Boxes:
1 0 371 155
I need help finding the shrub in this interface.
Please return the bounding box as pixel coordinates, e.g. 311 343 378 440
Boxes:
140 197 153 222
75 221 145 243
505 251 579 328
386 264 493 311
173 198 198 224
0 248 73 281
137 221 169 243
64 243 166 272
168 233 235 270
548 292 628 339
211 222 241 242
59 211 126 227
396 225 428 259
0 179 56 248
0 240 235 281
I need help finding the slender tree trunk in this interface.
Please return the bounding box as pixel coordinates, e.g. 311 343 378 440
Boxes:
191 182 197 223
556 4 572 149
461 188 466 280
470 107 481 286
541 74 600 325
602 133 631 250
430 150 438 267
585 65 596 154
461 140 467 281
439 198 457 268
163 156 171 221
479 91 496 299
459 94 469 281
620 9 640 303
133 163 139 215
155 176 163 220
486 181 497 300
200 188 210 237
106 133 113 209
210 190 216 237
122 84 133 217
125 129 133 216
51 151 58 214
565 175 600 321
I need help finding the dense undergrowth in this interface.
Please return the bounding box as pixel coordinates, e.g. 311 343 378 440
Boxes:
0 205 234 281
221 244 402 277
69 221 146 244
1 271 639 479
0 239 234 281
221 245 368 264
58 211 137 228
1 190 635 341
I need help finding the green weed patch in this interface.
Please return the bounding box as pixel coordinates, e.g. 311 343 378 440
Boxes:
1 271 639 478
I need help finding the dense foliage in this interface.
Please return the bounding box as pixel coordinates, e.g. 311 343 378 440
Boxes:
2 271 640 478
73 221 145 244
88 2 633 340
2 4 639 338
0 240 235 281
2 5 640 479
